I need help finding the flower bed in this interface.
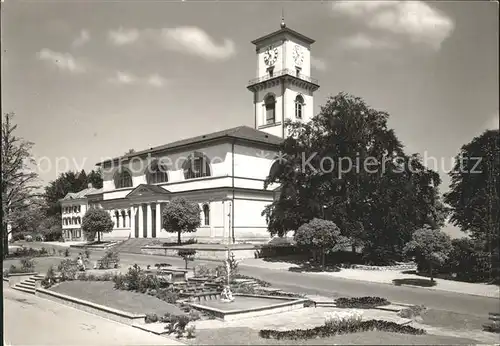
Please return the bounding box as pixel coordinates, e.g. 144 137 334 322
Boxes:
259 320 426 340
335 296 390 309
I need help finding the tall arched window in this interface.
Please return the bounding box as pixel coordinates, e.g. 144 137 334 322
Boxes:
183 153 211 179
203 204 210 226
146 160 169 184
265 94 276 124
295 95 304 119
114 168 133 189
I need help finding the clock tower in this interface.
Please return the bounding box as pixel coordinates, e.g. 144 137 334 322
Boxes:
247 19 320 138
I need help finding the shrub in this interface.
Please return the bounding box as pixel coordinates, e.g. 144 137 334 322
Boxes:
335 297 390 309
64 248 70 257
233 285 255 294
145 313 159 324
40 247 48 255
259 319 426 340
58 259 79 281
84 249 91 259
20 257 36 272
185 325 196 339
188 310 201 321
439 238 495 283
156 288 179 304
41 266 57 288
112 274 126 289
98 250 119 269
194 265 212 278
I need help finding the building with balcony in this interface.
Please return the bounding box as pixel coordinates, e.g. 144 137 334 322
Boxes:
65 19 319 244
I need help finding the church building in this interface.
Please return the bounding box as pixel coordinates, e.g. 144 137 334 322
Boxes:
60 20 319 243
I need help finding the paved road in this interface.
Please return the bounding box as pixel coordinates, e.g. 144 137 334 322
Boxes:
19 243 500 318
98 249 499 318
3 283 182 346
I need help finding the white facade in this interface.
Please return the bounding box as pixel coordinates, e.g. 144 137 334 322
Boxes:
65 22 318 244
248 23 319 138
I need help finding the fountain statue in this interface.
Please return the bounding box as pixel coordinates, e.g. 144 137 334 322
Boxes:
220 248 235 302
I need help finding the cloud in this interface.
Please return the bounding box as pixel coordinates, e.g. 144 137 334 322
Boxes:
339 33 398 50
156 26 236 61
108 71 136 85
332 1 455 50
72 30 90 48
311 57 327 71
108 71 168 87
37 49 85 73
147 74 167 87
108 27 140 46
108 26 236 61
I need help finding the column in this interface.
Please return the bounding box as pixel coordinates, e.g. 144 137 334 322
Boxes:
146 203 152 238
155 203 161 236
125 211 129 228
138 204 144 238
130 206 136 238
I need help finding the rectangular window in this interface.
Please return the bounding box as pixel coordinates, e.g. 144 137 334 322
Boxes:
266 106 275 124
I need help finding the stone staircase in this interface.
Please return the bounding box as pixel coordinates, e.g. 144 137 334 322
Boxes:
12 274 45 295
112 239 154 254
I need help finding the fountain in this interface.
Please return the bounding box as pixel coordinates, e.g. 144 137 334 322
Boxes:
186 247 308 321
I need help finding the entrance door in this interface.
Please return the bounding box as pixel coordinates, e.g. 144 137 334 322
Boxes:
142 204 148 238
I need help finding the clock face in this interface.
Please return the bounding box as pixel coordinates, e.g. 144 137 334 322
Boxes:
293 45 304 66
264 46 279 66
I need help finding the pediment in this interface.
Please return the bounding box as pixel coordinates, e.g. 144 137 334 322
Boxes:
126 184 170 198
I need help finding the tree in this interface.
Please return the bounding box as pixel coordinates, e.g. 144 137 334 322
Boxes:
178 249 196 269
81 208 114 243
444 129 499 280
162 198 201 244
9 197 46 240
403 228 452 282
294 218 349 268
264 93 446 263
44 169 102 218
1 112 40 258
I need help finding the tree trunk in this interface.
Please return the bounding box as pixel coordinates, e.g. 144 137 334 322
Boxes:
184 259 188 269
177 231 181 245
321 248 326 269
2 222 9 259
351 245 356 253
429 262 434 282
97 231 101 243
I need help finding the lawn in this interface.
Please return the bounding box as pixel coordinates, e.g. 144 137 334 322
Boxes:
186 328 479 345
50 280 184 316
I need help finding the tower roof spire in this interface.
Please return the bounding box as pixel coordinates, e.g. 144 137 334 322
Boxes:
280 8 286 29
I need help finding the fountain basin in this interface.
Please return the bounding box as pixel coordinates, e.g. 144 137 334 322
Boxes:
187 294 309 321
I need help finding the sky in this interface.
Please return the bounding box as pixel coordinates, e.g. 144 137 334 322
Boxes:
2 1 499 237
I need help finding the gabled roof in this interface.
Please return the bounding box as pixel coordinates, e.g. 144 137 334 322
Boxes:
97 126 283 166
61 187 101 201
126 184 171 198
251 26 315 46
